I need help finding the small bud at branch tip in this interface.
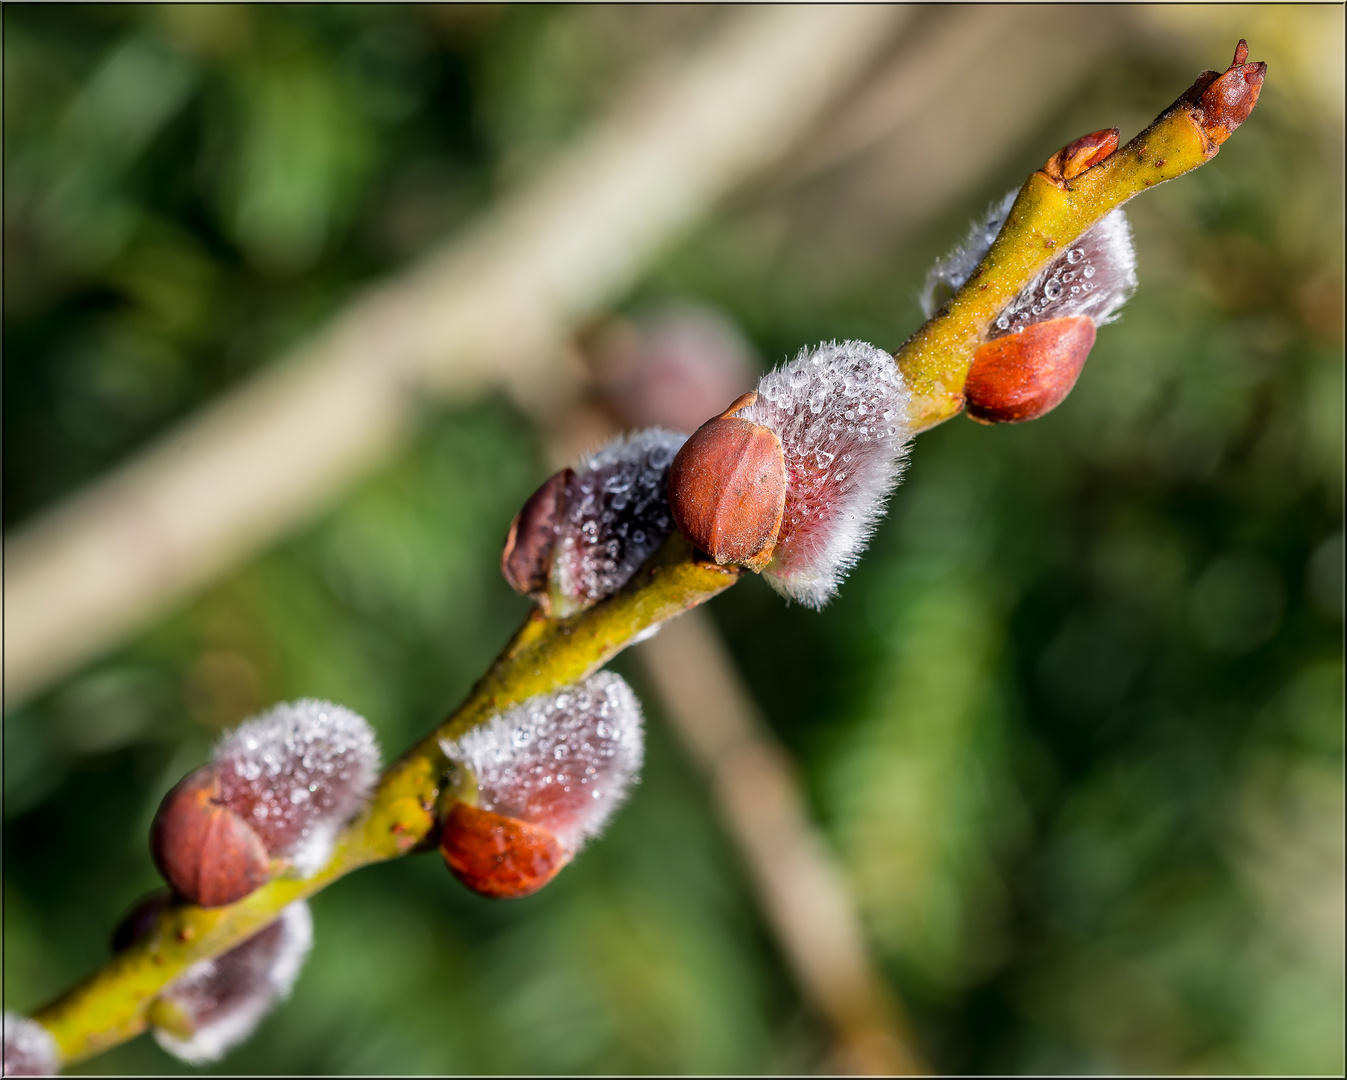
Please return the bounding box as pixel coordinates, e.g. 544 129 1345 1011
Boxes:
1197 39 1265 146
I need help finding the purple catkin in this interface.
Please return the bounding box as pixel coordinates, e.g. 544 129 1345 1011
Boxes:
987 209 1136 336
550 429 687 617
152 901 313 1065
2 1014 59 1077
440 671 644 852
738 341 914 608
214 699 379 874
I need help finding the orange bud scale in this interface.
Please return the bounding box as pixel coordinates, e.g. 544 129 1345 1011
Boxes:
667 391 786 570
964 316 1097 424
440 801 572 900
151 767 271 908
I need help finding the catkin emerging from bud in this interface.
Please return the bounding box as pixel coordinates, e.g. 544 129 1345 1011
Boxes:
2 1013 59 1077
442 672 643 851
988 208 1137 336
502 429 687 618
554 432 686 615
738 341 913 607
919 193 1137 332
215 700 380 875
151 901 313 1065
152 700 380 906
440 672 644 897
921 192 1138 422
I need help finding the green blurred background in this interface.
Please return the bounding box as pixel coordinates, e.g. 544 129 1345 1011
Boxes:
4 5 1342 1074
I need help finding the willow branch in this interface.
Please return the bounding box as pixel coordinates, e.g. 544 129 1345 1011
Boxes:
33 533 737 1064
896 41 1266 430
27 41 1264 1071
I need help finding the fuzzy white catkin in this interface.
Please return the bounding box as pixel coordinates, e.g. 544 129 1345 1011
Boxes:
2 1013 59 1077
920 189 1137 332
440 671 644 852
990 208 1136 334
920 189 1018 318
552 429 687 615
153 900 313 1065
739 340 914 608
215 699 380 875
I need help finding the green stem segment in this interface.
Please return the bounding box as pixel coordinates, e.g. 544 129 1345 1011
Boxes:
29 42 1262 1070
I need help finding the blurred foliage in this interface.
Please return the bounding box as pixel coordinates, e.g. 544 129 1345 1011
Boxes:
4 5 1343 1075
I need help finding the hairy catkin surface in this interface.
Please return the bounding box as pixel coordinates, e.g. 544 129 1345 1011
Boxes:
740 341 913 608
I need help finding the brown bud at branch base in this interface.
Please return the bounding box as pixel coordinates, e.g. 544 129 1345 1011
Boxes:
151 766 271 908
440 801 571 900
667 391 787 570
965 315 1097 423
1042 128 1119 184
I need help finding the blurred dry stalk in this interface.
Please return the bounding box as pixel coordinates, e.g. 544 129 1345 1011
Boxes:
638 610 928 1077
761 4 1117 273
3 3 910 707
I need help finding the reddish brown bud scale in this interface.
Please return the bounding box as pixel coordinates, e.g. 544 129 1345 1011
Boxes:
1197 39 1266 146
964 316 1097 424
151 766 271 908
1043 128 1120 184
667 391 787 570
501 467 572 609
440 801 571 900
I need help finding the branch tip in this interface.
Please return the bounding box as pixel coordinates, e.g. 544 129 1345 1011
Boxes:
1178 38 1265 147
